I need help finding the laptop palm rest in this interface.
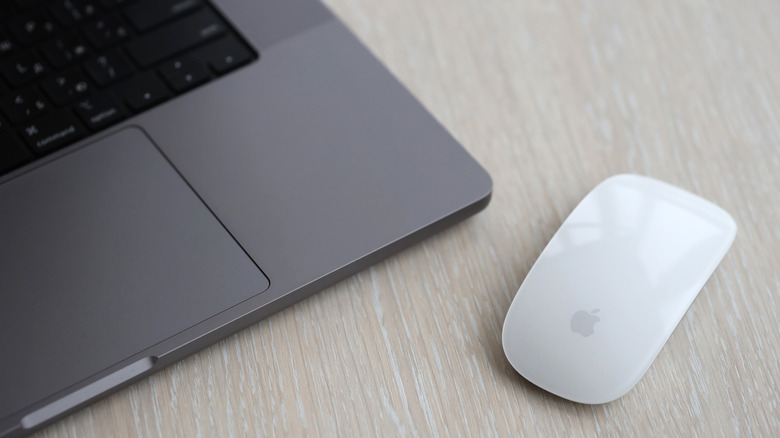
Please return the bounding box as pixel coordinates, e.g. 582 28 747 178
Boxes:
0 127 269 421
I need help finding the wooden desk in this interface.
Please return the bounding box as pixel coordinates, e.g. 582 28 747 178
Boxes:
37 0 780 436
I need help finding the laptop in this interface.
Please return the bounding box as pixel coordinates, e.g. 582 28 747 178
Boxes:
0 0 492 435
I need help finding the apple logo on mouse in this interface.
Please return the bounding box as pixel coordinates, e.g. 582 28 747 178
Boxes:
571 309 600 337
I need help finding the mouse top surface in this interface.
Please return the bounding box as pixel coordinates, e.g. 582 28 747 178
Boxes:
502 174 736 404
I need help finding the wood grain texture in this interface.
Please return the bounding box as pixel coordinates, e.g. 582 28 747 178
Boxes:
35 0 780 436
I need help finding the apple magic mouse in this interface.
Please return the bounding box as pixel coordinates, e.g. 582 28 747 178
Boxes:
502 174 736 404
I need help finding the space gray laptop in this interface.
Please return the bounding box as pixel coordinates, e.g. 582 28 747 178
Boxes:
0 0 491 435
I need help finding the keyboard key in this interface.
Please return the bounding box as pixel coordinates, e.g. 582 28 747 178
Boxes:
0 113 7 131
74 93 128 130
83 51 133 86
13 0 48 10
83 14 132 49
7 14 59 46
0 131 32 174
159 56 209 92
19 110 87 155
98 0 131 9
0 89 50 124
50 0 100 27
196 35 252 75
124 0 202 32
0 53 49 87
125 8 225 67
39 33 91 68
0 1 15 21
113 72 171 111
41 69 93 105
0 30 17 57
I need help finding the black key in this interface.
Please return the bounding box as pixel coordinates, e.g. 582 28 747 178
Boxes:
39 33 91 68
50 0 100 27
125 8 225 67
0 30 17 57
0 131 32 174
158 56 209 92
7 14 59 46
0 113 7 131
74 93 128 130
196 35 253 75
82 14 132 49
19 110 87 155
83 51 133 86
0 53 49 86
98 0 131 9
0 89 50 124
124 0 202 32
41 69 93 105
13 0 48 9
112 72 171 111
0 1 15 21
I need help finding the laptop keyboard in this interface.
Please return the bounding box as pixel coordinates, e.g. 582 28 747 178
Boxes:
0 0 257 177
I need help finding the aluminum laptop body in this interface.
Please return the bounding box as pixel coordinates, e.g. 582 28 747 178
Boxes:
0 0 492 435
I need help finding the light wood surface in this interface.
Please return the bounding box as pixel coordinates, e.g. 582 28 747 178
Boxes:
36 0 780 436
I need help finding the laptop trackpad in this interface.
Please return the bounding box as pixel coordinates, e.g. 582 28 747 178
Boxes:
0 127 269 419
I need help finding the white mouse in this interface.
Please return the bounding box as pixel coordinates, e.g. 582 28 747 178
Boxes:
502 174 736 404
